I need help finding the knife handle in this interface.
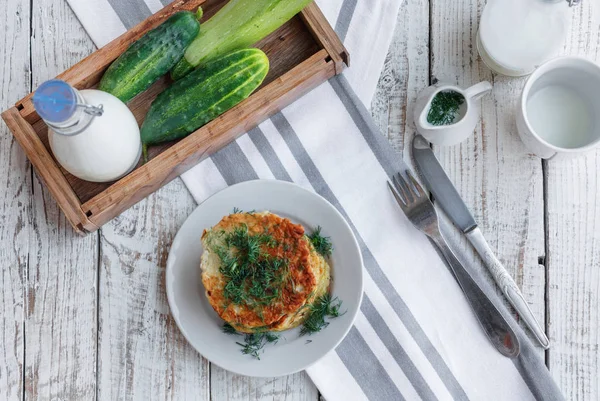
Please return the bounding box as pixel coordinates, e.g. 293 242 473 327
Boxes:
466 227 550 349
430 232 520 358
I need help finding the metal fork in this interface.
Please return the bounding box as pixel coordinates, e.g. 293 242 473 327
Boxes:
388 171 520 358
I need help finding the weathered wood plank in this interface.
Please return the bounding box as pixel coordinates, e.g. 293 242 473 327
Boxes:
98 177 210 401
370 0 430 161
0 0 31 400
23 0 99 399
547 2 600 400
210 367 319 401
428 0 547 355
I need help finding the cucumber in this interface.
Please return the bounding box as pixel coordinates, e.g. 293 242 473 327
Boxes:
99 11 200 103
141 48 270 159
170 0 312 80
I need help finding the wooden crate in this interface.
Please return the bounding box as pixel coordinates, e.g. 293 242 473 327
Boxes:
1 0 347 235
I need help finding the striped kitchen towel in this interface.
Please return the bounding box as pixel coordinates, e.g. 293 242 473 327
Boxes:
67 0 564 400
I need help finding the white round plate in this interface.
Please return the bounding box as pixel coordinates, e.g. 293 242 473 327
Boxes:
166 180 364 377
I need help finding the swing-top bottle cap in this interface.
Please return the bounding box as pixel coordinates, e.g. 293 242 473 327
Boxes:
32 79 78 123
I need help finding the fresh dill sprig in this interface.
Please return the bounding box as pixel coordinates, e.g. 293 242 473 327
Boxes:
308 226 333 258
300 294 344 336
236 331 280 360
222 322 238 335
222 323 279 359
426 90 465 126
212 224 289 307
231 207 256 215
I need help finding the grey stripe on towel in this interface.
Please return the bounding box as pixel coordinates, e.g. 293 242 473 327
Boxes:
105 0 152 29
211 142 259 185
335 0 358 41
329 75 405 179
337 327 407 401
248 127 293 182
361 296 439 401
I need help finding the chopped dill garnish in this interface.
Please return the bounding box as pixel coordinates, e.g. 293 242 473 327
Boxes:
236 331 280 360
222 322 237 335
305 340 313 344
231 207 256 214
222 323 279 359
308 226 333 258
300 294 344 336
426 90 465 126
212 224 289 307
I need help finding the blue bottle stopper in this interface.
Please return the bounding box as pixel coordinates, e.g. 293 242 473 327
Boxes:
32 80 78 124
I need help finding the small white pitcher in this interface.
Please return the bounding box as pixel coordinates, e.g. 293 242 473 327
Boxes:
413 81 492 145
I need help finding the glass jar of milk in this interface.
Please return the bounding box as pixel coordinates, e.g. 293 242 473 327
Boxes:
32 80 141 183
477 0 581 77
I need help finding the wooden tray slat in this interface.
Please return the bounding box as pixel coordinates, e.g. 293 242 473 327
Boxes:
1 108 97 234
300 2 350 74
2 0 348 234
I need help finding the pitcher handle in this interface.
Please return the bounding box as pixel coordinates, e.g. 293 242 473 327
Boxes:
464 81 492 101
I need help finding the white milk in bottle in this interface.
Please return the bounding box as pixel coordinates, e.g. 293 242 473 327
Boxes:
33 80 141 182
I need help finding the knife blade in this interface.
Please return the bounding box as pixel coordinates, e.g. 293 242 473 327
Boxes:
411 134 550 349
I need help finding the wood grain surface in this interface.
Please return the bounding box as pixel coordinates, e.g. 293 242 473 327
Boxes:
0 0 31 400
25 0 99 399
547 2 600 399
98 178 210 401
2 0 599 400
210 366 318 401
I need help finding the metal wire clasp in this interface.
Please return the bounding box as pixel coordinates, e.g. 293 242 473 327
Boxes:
79 103 104 117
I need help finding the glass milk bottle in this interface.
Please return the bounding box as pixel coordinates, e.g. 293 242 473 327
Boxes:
477 0 581 77
32 80 141 182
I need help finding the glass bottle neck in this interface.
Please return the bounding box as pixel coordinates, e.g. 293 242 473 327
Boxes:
44 89 95 136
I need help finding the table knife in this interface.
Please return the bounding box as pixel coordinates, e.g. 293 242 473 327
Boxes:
411 135 550 349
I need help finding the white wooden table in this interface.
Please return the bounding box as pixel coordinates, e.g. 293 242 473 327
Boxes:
1 0 599 400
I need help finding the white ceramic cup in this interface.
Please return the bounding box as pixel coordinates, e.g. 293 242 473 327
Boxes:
517 57 600 159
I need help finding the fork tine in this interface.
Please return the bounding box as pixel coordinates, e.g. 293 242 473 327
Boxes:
391 174 410 203
395 173 415 203
387 181 407 208
406 170 426 198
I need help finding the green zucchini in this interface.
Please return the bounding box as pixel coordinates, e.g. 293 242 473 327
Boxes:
99 11 200 103
141 48 270 159
170 0 312 80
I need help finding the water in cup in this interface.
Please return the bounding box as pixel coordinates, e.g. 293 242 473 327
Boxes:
526 84 594 149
